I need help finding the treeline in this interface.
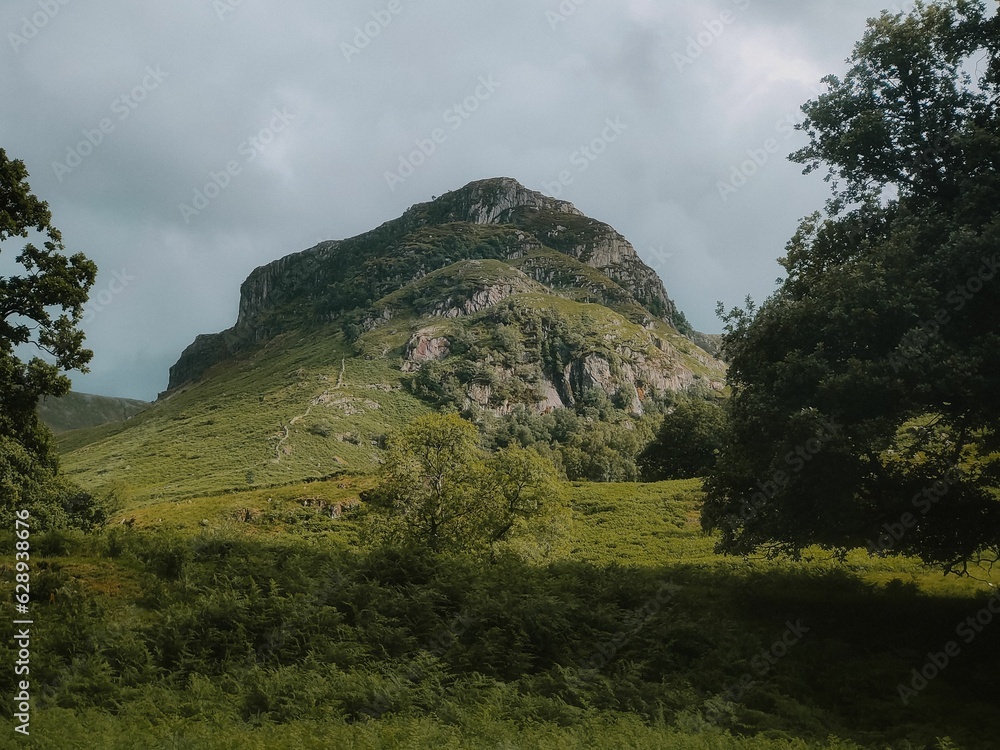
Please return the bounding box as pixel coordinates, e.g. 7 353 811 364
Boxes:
479 389 727 484
483 391 661 483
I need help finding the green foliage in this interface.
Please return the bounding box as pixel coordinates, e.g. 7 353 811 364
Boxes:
559 419 645 483
484 397 672 483
55 481 122 531
1 479 997 748
0 147 97 529
367 413 486 552
791 0 994 208
639 397 728 480
0 430 116 531
481 445 563 543
703 2 1000 570
366 413 559 553
9 708 889 749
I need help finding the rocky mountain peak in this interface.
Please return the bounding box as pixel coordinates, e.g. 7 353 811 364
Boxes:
165 178 707 394
410 177 584 226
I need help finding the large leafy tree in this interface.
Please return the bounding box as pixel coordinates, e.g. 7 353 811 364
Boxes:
702 1 1000 573
366 413 556 552
1 148 97 526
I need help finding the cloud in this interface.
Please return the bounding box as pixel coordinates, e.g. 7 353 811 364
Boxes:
0 0 905 399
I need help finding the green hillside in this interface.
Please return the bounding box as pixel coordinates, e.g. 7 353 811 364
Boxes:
59 292 718 503
37 392 149 434
59 325 431 503
59 179 724 503
164 178 712 392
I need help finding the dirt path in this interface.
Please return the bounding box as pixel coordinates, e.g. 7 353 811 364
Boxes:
271 363 347 461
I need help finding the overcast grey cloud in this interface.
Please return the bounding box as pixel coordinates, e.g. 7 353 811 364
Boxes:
0 0 914 400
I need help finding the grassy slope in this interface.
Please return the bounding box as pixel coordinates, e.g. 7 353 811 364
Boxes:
37 392 150 433
58 292 721 505
12 477 994 749
57 325 431 504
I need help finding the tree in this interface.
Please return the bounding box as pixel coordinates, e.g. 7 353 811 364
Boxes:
702 1 1000 573
1 148 97 527
366 413 556 552
481 445 559 544
638 397 727 480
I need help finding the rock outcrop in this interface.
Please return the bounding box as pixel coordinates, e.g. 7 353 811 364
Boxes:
417 176 584 225
406 331 450 363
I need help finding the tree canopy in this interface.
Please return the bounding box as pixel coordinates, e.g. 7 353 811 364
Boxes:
638 397 727 481
366 412 558 553
702 1 1000 573
1 148 98 526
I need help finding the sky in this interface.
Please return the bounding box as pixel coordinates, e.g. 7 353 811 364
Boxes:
0 0 917 401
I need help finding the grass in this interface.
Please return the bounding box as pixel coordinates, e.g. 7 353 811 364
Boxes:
37 392 150 434
3 479 997 748
4 710 884 750
57 326 432 504
118 476 374 539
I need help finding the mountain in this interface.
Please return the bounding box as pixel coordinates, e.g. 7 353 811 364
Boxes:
61 178 724 501
37 392 149 433
166 177 719 401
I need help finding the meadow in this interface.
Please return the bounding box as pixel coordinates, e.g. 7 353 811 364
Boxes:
2 478 997 749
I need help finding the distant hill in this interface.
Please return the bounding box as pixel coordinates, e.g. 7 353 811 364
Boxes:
60 178 725 501
38 392 150 433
